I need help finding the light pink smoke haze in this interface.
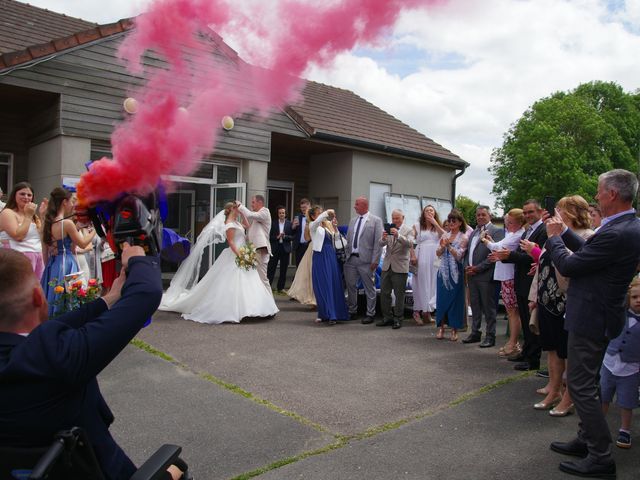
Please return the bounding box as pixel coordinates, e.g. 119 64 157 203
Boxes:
77 0 440 204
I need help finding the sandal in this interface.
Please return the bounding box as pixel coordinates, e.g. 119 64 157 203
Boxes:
413 311 424 326
450 330 458 342
423 312 433 324
436 327 445 340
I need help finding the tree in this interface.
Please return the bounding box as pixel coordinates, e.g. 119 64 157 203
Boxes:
490 81 640 210
455 195 479 228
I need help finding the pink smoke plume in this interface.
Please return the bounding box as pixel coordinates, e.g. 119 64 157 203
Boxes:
77 0 439 205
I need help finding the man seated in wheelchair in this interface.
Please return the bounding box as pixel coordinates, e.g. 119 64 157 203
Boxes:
0 246 184 480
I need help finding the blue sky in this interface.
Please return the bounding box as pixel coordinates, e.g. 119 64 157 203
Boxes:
23 0 640 209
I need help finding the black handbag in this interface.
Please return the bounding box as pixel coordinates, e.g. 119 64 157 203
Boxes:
333 232 347 264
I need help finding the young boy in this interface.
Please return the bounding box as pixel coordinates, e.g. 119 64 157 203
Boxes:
600 276 640 448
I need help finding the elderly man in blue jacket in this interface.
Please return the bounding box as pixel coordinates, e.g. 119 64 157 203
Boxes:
545 169 640 479
0 245 182 480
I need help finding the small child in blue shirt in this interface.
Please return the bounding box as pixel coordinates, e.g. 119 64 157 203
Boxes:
600 276 640 449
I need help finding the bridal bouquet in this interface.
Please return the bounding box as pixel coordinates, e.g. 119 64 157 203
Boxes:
49 277 101 315
235 242 259 270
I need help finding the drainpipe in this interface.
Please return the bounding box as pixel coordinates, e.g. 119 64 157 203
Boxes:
451 165 467 207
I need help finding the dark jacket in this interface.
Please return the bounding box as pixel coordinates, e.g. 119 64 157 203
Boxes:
0 256 163 480
606 311 640 364
504 222 548 297
464 223 504 281
291 213 308 250
546 213 640 340
269 219 293 253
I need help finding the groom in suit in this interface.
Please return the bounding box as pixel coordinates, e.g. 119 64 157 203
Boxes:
545 169 640 479
267 206 293 292
344 196 384 324
0 246 184 480
238 195 272 290
463 206 504 347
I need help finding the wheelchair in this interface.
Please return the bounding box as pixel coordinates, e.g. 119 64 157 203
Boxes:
0 427 192 480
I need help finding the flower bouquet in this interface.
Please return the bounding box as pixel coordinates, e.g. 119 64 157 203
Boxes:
49 277 101 315
235 242 259 270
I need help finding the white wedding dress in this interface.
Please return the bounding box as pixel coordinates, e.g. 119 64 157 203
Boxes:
159 214 278 323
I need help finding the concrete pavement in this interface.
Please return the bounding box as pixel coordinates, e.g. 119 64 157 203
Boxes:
99 295 639 479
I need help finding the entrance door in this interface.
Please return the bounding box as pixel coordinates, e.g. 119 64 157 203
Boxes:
267 180 294 219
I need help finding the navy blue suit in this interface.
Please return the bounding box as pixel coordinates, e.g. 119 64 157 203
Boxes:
0 256 163 480
547 212 640 460
268 219 293 291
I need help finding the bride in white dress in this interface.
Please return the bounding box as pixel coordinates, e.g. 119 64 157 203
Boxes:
159 202 278 323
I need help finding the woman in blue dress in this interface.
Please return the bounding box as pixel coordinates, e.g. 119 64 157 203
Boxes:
309 206 348 325
40 187 96 317
435 209 469 342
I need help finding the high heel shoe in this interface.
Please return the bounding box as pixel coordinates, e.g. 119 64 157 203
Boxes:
536 387 550 396
436 327 445 340
413 311 424 326
549 404 575 417
534 396 562 410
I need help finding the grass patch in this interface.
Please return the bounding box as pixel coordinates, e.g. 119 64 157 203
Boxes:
130 338 176 363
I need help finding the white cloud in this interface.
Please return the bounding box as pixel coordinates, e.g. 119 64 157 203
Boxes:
17 0 640 209
305 0 640 209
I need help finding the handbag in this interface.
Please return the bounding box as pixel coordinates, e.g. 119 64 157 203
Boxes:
333 231 347 264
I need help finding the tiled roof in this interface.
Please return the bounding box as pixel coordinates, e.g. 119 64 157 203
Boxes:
287 81 466 166
0 0 96 54
0 0 465 168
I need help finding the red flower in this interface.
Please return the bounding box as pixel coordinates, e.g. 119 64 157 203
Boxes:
88 278 97 286
77 289 87 297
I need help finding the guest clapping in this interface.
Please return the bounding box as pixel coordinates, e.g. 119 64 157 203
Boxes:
411 205 444 325
0 182 45 279
435 210 469 342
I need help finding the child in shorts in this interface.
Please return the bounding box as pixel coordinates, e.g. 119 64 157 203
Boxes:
600 276 640 449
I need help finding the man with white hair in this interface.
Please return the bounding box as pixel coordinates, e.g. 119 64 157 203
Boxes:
546 169 640 479
378 209 413 329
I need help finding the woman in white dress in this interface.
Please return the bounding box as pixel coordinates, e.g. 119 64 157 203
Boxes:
411 205 445 325
159 202 278 323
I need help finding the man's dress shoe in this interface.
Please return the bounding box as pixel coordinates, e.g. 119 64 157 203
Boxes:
479 339 495 348
514 362 540 371
361 316 374 324
392 319 402 329
349 313 359 321
376 319 393 327
550 439 588 458
462 334 481 344
559 457 616 479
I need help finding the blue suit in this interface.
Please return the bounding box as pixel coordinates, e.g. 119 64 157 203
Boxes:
0 256 163 480
546 211 640 461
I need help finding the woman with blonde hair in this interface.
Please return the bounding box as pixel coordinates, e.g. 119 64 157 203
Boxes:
309 205 348 325
411 205 445 325
482 208 526 356
524 195 593 415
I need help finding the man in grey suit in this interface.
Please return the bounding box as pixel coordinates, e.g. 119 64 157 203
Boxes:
546 169 640 479
463 206 504 347
344 196 384 324
378 209 413 329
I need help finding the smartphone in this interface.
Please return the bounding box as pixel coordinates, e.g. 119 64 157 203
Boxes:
544 196 556 214
384 223 393 235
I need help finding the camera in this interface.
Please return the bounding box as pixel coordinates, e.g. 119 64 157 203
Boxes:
384 223 393 235
83 192 164 258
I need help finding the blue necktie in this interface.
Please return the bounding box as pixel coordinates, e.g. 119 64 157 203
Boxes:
353 216 363 249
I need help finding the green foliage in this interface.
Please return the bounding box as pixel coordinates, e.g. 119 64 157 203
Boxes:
455 195 479 228
490 81 640 210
